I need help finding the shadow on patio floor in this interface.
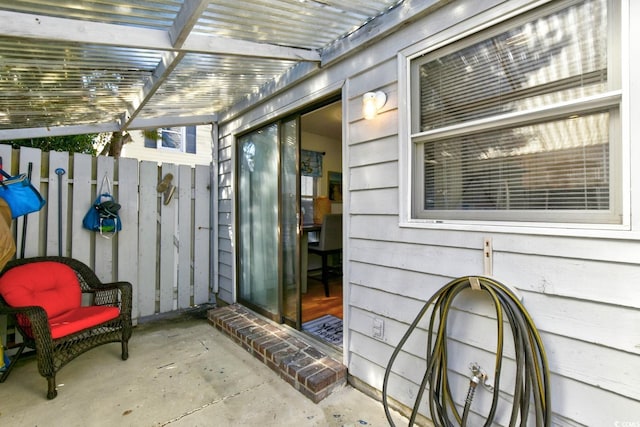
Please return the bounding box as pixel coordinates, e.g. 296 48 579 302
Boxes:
0 309 408 426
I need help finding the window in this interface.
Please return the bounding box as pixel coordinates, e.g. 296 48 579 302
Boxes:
300 149 322 224
160 127 184 151
144 126 197 154
301 176 317 225
410 0 621 225
301 175 316 197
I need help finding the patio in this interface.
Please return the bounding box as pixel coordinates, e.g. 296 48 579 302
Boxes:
3 1 635 425
0 2 417 424
0 309 409 426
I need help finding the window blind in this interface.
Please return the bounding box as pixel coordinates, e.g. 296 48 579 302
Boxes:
423 112 610 211
417 0 608 133
411 0 620 224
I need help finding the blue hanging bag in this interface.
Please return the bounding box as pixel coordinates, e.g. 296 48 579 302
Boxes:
82 175 121 239
0 168 45 218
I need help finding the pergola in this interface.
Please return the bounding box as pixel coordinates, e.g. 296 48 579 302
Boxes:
0 0 411 141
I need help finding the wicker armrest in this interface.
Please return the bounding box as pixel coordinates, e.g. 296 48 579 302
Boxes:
89 281 132 311
0 302 46 320
87 280 131 293
0 303 52 345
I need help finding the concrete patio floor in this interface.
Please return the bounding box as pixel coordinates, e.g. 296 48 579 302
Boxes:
0 311 409 426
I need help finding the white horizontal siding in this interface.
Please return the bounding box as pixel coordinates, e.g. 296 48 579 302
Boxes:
496 253 640 308
521 292 639 354
343 0 640 423
350 188 399 215
350 161 398 190
349 135 398 167
214 0 640 424
348 97 398 144
215 132 235 304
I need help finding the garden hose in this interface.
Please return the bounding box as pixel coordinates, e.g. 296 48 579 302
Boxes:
382 276 551 427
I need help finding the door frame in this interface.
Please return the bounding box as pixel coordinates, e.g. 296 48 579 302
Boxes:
234 94 343 327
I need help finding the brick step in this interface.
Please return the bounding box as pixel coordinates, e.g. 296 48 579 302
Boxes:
208 304 346 403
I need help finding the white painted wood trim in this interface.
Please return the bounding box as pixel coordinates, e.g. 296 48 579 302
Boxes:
194 164 211 303
117 157 140 319
46 151 69 256
16 147 43 259
138 161 160 318
177 164 192 309
159 163 178 312
71 154 93 266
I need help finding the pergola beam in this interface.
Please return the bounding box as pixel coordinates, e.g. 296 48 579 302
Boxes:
0 123 121 141
170 0 210 48
0 114 218 141
122 51 186 130
0 10 170 50
182 34 319 61
0 10 320 62
128 114 217 130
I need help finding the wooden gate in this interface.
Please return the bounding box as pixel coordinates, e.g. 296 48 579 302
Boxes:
0 145 212 322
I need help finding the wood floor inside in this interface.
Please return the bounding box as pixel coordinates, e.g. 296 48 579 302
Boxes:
301 275 343 323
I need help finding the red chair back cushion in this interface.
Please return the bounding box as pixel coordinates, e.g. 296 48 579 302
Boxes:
0 261 81 318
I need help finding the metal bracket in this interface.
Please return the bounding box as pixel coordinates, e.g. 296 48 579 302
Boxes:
469 362 494 392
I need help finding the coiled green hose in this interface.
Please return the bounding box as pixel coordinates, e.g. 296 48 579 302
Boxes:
382 276 551 426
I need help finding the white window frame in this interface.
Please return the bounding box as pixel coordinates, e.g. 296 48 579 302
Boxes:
159 127 186 152
398 0 631 236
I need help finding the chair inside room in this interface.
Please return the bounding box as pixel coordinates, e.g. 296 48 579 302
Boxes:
308 214 342 297
0 256 132 399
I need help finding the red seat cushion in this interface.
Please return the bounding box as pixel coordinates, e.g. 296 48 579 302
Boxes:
49 306 120 339
0 261 81 318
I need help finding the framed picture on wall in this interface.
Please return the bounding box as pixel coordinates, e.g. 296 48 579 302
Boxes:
328 171 342 202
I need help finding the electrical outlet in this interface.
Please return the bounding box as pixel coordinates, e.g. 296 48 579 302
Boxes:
373 317 384 340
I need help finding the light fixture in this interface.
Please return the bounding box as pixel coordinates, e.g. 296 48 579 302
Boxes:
362 91 387 120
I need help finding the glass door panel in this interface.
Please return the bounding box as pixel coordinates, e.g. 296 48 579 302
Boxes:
237 124 280 316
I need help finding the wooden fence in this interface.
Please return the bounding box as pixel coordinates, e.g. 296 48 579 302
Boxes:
0 145 212 322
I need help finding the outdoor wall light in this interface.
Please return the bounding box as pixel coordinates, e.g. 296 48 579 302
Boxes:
362 91 387 120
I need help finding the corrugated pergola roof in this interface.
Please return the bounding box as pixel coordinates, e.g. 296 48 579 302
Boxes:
0 0 410 140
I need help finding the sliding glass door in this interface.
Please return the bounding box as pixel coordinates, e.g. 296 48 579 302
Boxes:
237 119 301 325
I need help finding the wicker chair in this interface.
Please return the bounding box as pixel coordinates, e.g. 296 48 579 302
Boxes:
0 256 132 399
